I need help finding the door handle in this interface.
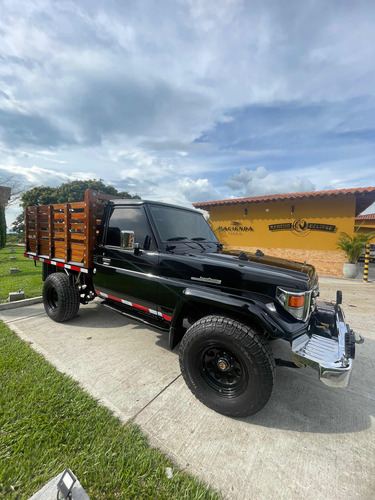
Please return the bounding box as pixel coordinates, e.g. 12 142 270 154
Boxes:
102 257 111 265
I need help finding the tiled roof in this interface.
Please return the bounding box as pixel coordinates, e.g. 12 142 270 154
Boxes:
355 213 375 221
193 187 375 209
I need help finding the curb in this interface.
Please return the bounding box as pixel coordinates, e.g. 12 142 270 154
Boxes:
0 296 43 311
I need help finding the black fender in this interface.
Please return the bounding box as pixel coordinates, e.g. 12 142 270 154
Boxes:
169 287 305 349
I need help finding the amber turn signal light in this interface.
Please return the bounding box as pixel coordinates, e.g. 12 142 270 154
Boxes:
288 295 305 308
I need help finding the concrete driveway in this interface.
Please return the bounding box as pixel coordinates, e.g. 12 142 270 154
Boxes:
1 277 374 500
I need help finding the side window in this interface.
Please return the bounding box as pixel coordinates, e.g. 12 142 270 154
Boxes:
105 207 154 250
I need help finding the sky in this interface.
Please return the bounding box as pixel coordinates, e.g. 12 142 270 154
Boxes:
1 0 375 227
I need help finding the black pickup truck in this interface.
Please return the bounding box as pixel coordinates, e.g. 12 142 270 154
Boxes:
24 193 363 417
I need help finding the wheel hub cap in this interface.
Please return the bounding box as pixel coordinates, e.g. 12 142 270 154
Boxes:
217 357 230 371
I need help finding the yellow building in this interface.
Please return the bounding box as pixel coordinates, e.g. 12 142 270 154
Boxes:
194 187 375 276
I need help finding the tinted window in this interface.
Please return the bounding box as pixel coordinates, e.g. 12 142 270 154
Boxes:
106 207 154 250
149 205 218 242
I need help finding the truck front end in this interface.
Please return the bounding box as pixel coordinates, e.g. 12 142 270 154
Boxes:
274 280 363 387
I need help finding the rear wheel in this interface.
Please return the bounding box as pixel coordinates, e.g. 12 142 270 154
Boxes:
43 273 80 322
179 315 275 417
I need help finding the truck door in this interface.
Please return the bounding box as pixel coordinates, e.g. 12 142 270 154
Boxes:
94 205 159 312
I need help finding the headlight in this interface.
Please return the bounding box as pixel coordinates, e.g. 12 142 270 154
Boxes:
276 287 312 321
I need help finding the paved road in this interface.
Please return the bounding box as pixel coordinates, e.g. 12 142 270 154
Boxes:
1 278 374 500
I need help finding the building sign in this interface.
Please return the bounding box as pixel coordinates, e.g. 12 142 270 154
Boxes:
269 219 336 235
217 221 254 232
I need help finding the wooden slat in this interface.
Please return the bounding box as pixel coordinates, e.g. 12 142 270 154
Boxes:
71 241 85 250
39 241 49 254
71 251 84 262
70 223 85 231
70 212 85 220
47 205 53 258
70 233 85 241
54 249 65 259
52 204 66 210
83 191 90 267
53 240 66 248
64 204 69 261
35 206 40 254
53 213 65 220
69 202 85 209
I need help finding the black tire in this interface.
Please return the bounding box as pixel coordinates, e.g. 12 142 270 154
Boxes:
42 263 62 281
43 273 80 323
179 315 275 417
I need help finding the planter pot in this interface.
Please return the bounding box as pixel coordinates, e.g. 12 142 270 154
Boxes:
343 263 359 279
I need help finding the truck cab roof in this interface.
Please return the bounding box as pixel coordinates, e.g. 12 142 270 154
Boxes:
108 198 202 214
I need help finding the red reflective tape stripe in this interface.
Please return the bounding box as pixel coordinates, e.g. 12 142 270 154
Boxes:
132 303 149 312
25 254 87 273
96 290 167 319
108 294 122 303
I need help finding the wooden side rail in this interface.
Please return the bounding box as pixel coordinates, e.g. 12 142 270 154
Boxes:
25 189 118 270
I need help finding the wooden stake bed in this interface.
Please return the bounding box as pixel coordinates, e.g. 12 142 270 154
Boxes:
24 189 115 272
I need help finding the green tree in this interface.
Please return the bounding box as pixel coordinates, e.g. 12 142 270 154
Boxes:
0 204 6 248
21 179 140 207
11 212 25 237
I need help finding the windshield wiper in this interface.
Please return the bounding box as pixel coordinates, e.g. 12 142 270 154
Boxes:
166 236 188 241
191 237 207 241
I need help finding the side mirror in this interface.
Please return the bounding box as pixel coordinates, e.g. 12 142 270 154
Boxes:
121 230 135 250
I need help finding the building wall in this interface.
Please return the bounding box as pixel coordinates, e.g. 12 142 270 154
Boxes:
355 221 375 233
208 194 356 276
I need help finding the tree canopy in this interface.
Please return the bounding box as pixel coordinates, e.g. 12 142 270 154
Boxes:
11 213 25 236
21 179 140 207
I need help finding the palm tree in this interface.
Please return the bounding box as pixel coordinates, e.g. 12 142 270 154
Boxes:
337 231 375 263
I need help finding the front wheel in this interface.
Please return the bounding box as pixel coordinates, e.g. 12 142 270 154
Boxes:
43 273 80 323
179 316 275 417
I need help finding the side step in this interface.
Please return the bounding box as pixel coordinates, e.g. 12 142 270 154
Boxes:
102 300 170 331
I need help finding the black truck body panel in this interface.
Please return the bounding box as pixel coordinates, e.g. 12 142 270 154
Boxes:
90 199 319 349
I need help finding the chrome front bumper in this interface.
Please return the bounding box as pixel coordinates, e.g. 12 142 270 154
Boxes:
291 305 357 388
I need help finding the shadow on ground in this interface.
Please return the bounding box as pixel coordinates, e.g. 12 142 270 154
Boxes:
20 300 375 436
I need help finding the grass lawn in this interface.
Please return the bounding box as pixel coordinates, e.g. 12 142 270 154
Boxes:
0 322 219 499
0 245 43 303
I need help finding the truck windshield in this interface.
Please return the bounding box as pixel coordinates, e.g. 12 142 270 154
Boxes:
149 205 218 243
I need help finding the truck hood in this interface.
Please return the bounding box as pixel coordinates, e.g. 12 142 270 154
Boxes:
182 247 318 293
221 249 316 280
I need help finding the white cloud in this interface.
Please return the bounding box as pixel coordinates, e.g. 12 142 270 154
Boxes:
176 177 220 203
0 164 94 186
226 166 316 197
0 0 375 224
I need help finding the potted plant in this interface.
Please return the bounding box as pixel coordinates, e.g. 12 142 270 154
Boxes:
337 231 375 278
